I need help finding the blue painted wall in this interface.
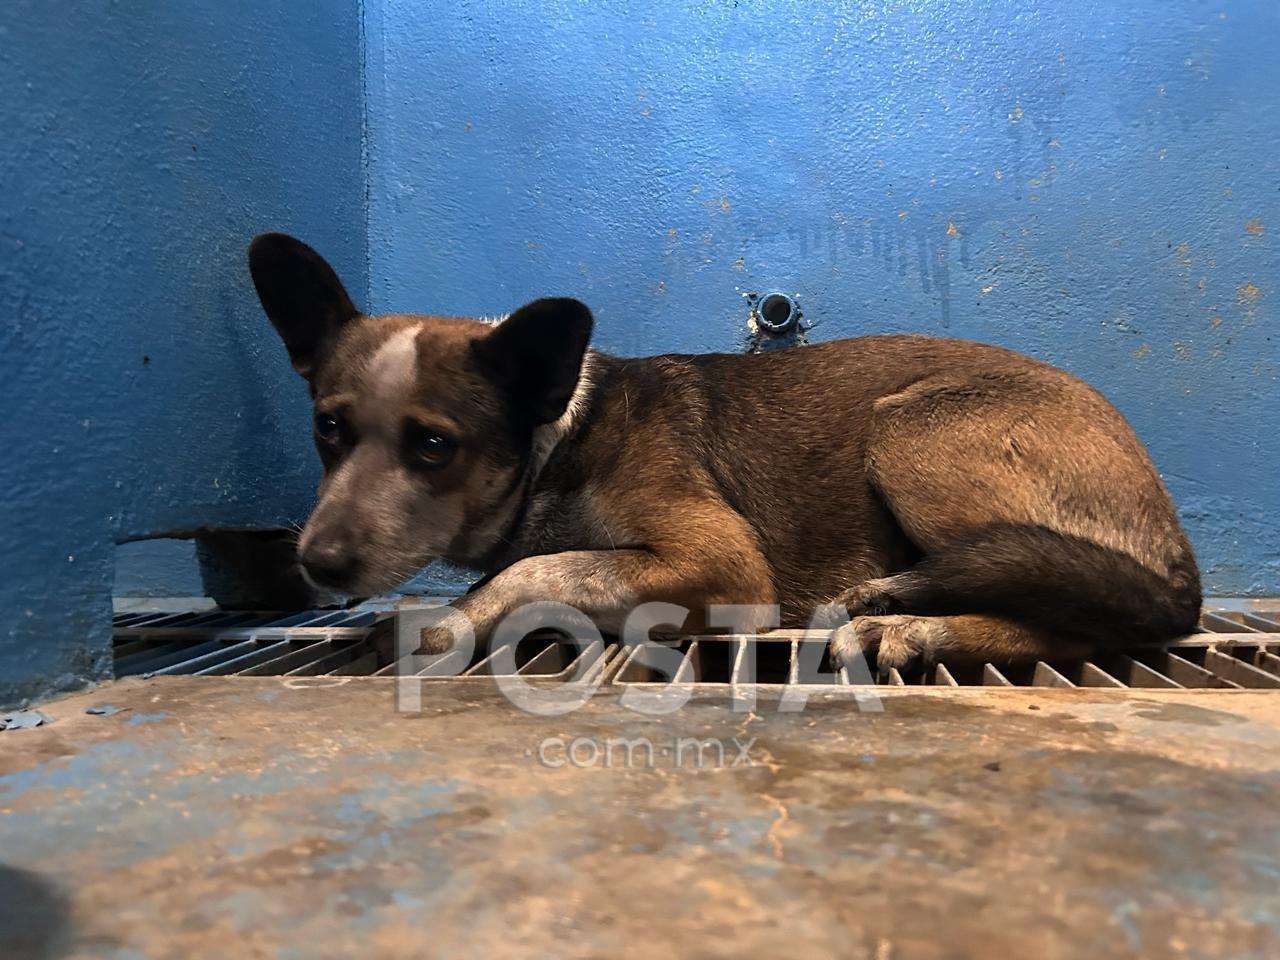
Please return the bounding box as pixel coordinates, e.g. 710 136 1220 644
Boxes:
114 540 203 599
4 0 1278 704
366 0 1279 596
0 0 365 704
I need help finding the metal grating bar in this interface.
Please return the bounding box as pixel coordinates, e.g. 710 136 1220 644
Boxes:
116 639 227 676
329 652 381 676
982 663 1013 687
112 612 177 628
111 603 1280 690
252 611 336 629
674 640 705 683
150 639 263 676
1253 649 1280 678
112 635 169 659
1166 633 1280 647
236 638 360 676
1032 662 1075 688
119 611 209 630
385 648 473 678
460 637 610 681
1077 662 1126 688
763 639 805 684
575 644 618 685
194 638 297 676
284 643 369 677
464 640 546 676
611 642 669 683
1202 648 1280 689
1200 611 1260 633
507 641 575 676
1139 649 1240 689
731 639 765 685
1106 655 1183 689
1244 611 1280 631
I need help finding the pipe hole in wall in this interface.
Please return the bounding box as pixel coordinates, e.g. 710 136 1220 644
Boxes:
757 293 799 334
745 291 804 352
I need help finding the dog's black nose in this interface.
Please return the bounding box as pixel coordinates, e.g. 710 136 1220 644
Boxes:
300 542 360 590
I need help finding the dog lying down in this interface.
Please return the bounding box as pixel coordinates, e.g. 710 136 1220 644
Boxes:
248 232 1201 673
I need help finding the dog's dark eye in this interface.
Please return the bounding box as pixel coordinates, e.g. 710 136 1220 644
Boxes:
406 425 457 469
314 411 342 440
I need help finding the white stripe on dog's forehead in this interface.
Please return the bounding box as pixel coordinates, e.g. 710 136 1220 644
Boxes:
364 324 421 404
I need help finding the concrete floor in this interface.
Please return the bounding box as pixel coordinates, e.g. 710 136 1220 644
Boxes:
2 678 1278 959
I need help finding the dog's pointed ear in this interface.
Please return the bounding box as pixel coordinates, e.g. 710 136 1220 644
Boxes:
248 233 360 380
472 298 593 424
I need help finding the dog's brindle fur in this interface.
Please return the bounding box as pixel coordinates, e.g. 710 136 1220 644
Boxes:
249 233 1201 672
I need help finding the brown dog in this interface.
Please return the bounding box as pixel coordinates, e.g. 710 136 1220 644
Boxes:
249 232 1201 672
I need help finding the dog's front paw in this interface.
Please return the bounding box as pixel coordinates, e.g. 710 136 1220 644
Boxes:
830 615 949 674
369 606 477 667
833 579 901 619
417 624 461 655
416 606 476 655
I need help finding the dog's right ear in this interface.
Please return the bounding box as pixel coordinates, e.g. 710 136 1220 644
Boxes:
248 233 360 380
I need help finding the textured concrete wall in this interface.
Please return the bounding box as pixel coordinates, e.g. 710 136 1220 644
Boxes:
4 0 1278 705
0 1 365 704
366 0 1279 595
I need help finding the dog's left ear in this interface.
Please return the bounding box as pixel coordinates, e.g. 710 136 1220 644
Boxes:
472 298 593 424
248 233 360 380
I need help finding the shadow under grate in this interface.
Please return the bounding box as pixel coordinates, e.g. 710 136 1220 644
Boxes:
111 606 1280 690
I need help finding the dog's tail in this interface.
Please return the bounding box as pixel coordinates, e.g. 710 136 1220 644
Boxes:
896 523 1202 648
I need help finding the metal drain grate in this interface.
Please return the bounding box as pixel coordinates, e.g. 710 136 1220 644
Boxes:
607 630 1280 689
112 608 381 678
398 631 617 683
111 605 1280 690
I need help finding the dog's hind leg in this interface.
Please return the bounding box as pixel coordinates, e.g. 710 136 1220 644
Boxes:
833 522 1200 650
830 612 1091 674
836 371 1201 662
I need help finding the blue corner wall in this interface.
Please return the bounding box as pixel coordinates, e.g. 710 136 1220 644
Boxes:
366 0 1278 595
3 0 1278 705
0 0 365 704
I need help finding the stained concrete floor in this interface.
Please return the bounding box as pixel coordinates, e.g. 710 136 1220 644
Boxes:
1 678 1278 959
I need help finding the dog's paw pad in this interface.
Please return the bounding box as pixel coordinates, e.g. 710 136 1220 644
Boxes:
830 615 949 674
